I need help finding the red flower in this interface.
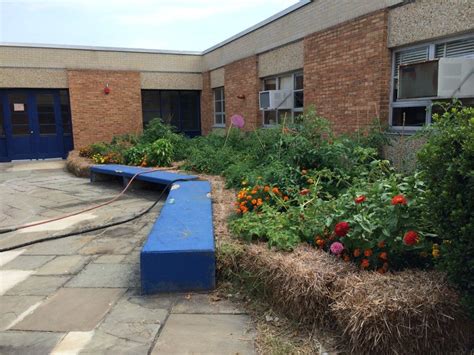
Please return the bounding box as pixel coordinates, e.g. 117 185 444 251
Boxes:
391 194 407 205
334 221 350 237
403 231 419 246
299 188 310 196
355 195 366 204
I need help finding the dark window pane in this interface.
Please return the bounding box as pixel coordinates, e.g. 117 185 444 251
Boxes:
37 94 57 134
181 91 199 131
215 113 225 125
399 61 438 99
264 78 277 91
294 73 304 90
143 111 161 126
294 91 304 108
392 106 427 127
214 88 222 101
214 101 222 114
0 101 4 137
60 90 72 133
264 111 277 125
142 91 161 111
278 109 292 124
161 91 180 128
9 93 30 135
13 125 30 135
40 125 56 135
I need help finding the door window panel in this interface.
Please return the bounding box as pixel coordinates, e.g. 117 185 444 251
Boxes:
9 93 29 136
0 101 4 137
180 91 199 131
60 90 72 134
37 94 56 135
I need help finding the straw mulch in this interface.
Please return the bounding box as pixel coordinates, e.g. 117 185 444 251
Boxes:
332 270 473 354
239 244 356 327
66 150 92 177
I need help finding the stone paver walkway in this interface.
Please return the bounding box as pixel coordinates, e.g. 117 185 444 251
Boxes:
0 160 255 354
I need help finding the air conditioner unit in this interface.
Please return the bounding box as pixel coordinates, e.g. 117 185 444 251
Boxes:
437 57 474 98
259 90 292 110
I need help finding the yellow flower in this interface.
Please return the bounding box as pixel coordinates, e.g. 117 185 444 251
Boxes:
432 249 440 258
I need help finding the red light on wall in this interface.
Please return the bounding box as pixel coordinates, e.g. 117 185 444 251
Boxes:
104 83 111 95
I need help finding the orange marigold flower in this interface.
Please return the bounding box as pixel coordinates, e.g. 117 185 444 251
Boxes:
265 197 270 201
283 196 289 201
251 190 257 195
272 187 280 194
364 249 373 257
316 239 325 246
251 199 257 205
377 240 385 248
246 196 252 201
391 194 407 205
360 259 370 269
353 248 361 257
257 198 263 206
299 188 310 196
379 252 388 261
264 186 270 192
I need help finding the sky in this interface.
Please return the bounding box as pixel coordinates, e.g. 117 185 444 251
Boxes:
0 0 300 51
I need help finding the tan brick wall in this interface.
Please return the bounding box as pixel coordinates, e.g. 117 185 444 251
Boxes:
388 0 474 48
258 41 304 78
304 10 391 134
0 46 203 73
0 68 68 88
68 70 143 148
201 71 213 135
210 68 225 88
224 56 260 131
140 72 202 90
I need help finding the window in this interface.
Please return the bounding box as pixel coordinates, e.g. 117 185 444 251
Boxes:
262 71 303 126
390 36 474 129
213 87 225 126
141 90 201 136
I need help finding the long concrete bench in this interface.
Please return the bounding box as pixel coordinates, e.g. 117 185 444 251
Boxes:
89 164 215 294
90 164 197 186
141 180 215 293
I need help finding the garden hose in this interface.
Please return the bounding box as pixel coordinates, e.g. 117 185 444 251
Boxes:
0 177 195 253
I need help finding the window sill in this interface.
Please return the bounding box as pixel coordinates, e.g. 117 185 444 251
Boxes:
212 125 226 128
387 128 424 136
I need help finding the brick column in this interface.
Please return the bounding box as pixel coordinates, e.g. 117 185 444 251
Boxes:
67 70 143 148
224 56 260 131
304 10 392 134
200 71 213 135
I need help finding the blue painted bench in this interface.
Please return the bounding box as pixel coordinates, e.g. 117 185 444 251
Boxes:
89 164 215 294
141 180 215 293
90 164 197 186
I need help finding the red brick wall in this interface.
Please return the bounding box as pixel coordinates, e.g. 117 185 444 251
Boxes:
67 70 143 148
200 71 213 135
224 56 260 131
304 10 391 134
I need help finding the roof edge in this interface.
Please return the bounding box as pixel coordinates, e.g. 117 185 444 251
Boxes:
0 42 202 56
202 0 312 54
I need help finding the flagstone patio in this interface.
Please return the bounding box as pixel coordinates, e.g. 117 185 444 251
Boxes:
0 160 255 354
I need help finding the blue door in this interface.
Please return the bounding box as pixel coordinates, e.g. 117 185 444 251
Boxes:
0 90 74 161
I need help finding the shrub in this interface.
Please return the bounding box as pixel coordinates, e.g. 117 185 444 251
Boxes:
146 138 173 167
417 100 474 317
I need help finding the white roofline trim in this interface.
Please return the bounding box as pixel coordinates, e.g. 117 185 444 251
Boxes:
0 42 202 56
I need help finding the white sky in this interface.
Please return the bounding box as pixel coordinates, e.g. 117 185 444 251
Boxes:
0 0 300 51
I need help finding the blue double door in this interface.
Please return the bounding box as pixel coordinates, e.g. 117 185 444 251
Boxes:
0 90 74 161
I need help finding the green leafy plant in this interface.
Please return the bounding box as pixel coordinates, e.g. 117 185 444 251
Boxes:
417 100 474 317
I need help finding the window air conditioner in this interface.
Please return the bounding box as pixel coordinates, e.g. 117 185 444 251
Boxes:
259 90 292 110
437 57 474 98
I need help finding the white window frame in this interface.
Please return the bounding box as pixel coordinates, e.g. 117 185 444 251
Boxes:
213 87 225 127
262 71 303 127
389 33 474 131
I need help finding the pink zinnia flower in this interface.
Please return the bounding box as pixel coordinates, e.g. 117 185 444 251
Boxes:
330 242 344 255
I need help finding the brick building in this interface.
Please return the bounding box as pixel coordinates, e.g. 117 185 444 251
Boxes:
0 0 473 161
